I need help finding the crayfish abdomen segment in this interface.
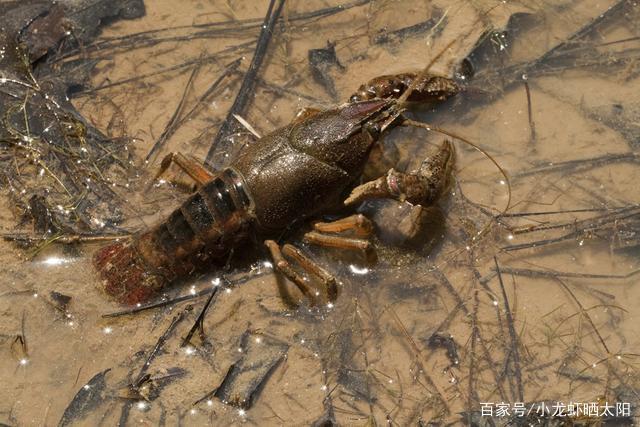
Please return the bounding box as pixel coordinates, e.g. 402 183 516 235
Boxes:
93 169 252 305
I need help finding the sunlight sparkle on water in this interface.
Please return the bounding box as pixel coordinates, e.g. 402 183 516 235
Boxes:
42 256 71 266
349 265 369 275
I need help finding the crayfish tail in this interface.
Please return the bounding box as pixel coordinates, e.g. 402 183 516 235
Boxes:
93 240 165 306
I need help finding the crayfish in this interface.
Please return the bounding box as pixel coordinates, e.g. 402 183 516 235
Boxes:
93 71 460 306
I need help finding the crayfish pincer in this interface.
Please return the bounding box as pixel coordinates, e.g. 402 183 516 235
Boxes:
93 72 459 306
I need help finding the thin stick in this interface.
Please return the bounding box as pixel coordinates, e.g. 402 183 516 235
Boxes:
133 307 190 386
554 278 610 354
510 205 639 234
146 58 242 161
78 44 253 94
515 152 639 178
486 267 640 282
494 257 524 402
1 233 129 244
386 307 451 415
145 63 202 161
172 58 242 131
181 286 221 347
523 81 536 146
501 231 579 251
433 269 508 401
498 207 613 217
101 288 210 317
467 285 479 424
102 271 264 318
502 208 640 251
205 0 286 166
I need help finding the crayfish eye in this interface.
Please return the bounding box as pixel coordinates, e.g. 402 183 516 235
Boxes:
363 121 381 139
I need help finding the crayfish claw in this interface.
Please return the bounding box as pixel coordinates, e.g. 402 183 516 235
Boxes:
345 140 454 207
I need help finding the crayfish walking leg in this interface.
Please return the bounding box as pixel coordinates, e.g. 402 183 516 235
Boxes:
264 240 338 305
154 152 215 186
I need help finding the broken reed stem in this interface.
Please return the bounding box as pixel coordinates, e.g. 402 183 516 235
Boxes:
146 58 242 162
181 286 221 347
146 62 202 161
466 284 480 425
134 307 191 386
554 277 610 354
433 269 508 401
494 257 524 402
387 306 452 415
205 0 286 166
523 81 536 146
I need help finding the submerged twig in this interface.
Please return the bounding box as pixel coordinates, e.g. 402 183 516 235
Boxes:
481 266 640 284
78 45 252 94
101 270 265 318
181 286 221 347
145 58 243 161
205 0 286 166
133 307 191 386
515 152 639 178
433 269 508 401
474 0 635 88
494 257 523 402
523 80 536 146
146 62 202 161
2 232 129 245
501 205 640 251
554 278 610 355
101 288 210 318
386 306 451 415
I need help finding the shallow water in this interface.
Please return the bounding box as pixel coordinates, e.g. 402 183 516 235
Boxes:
1 0 639 425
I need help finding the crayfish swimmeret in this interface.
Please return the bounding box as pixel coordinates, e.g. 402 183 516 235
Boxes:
93 72 460 305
